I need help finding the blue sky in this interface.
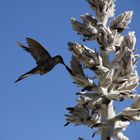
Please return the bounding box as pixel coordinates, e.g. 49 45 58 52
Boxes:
0 0 140 140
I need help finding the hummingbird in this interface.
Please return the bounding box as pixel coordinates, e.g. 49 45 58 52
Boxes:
15 38 73 83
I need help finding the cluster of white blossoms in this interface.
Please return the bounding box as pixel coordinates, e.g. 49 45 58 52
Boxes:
65 0 140 140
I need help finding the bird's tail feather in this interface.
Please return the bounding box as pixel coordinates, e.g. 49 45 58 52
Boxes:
15 67 39 83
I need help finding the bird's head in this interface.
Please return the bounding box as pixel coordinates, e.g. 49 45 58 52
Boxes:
55 55 64 64
54 55 74 76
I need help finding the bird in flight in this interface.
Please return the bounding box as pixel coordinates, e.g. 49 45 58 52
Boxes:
15 38 73 82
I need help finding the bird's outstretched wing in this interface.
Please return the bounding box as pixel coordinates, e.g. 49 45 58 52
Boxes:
26 38 52 65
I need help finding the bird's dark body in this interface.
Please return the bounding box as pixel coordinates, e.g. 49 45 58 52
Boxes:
37 59 58 75
27 61 57 75
15 38 73 82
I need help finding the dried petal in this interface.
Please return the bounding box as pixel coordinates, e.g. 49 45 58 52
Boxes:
123 31 136 51
110 11 133 33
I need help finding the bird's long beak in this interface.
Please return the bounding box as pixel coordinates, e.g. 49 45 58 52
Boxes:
62 62 74 76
